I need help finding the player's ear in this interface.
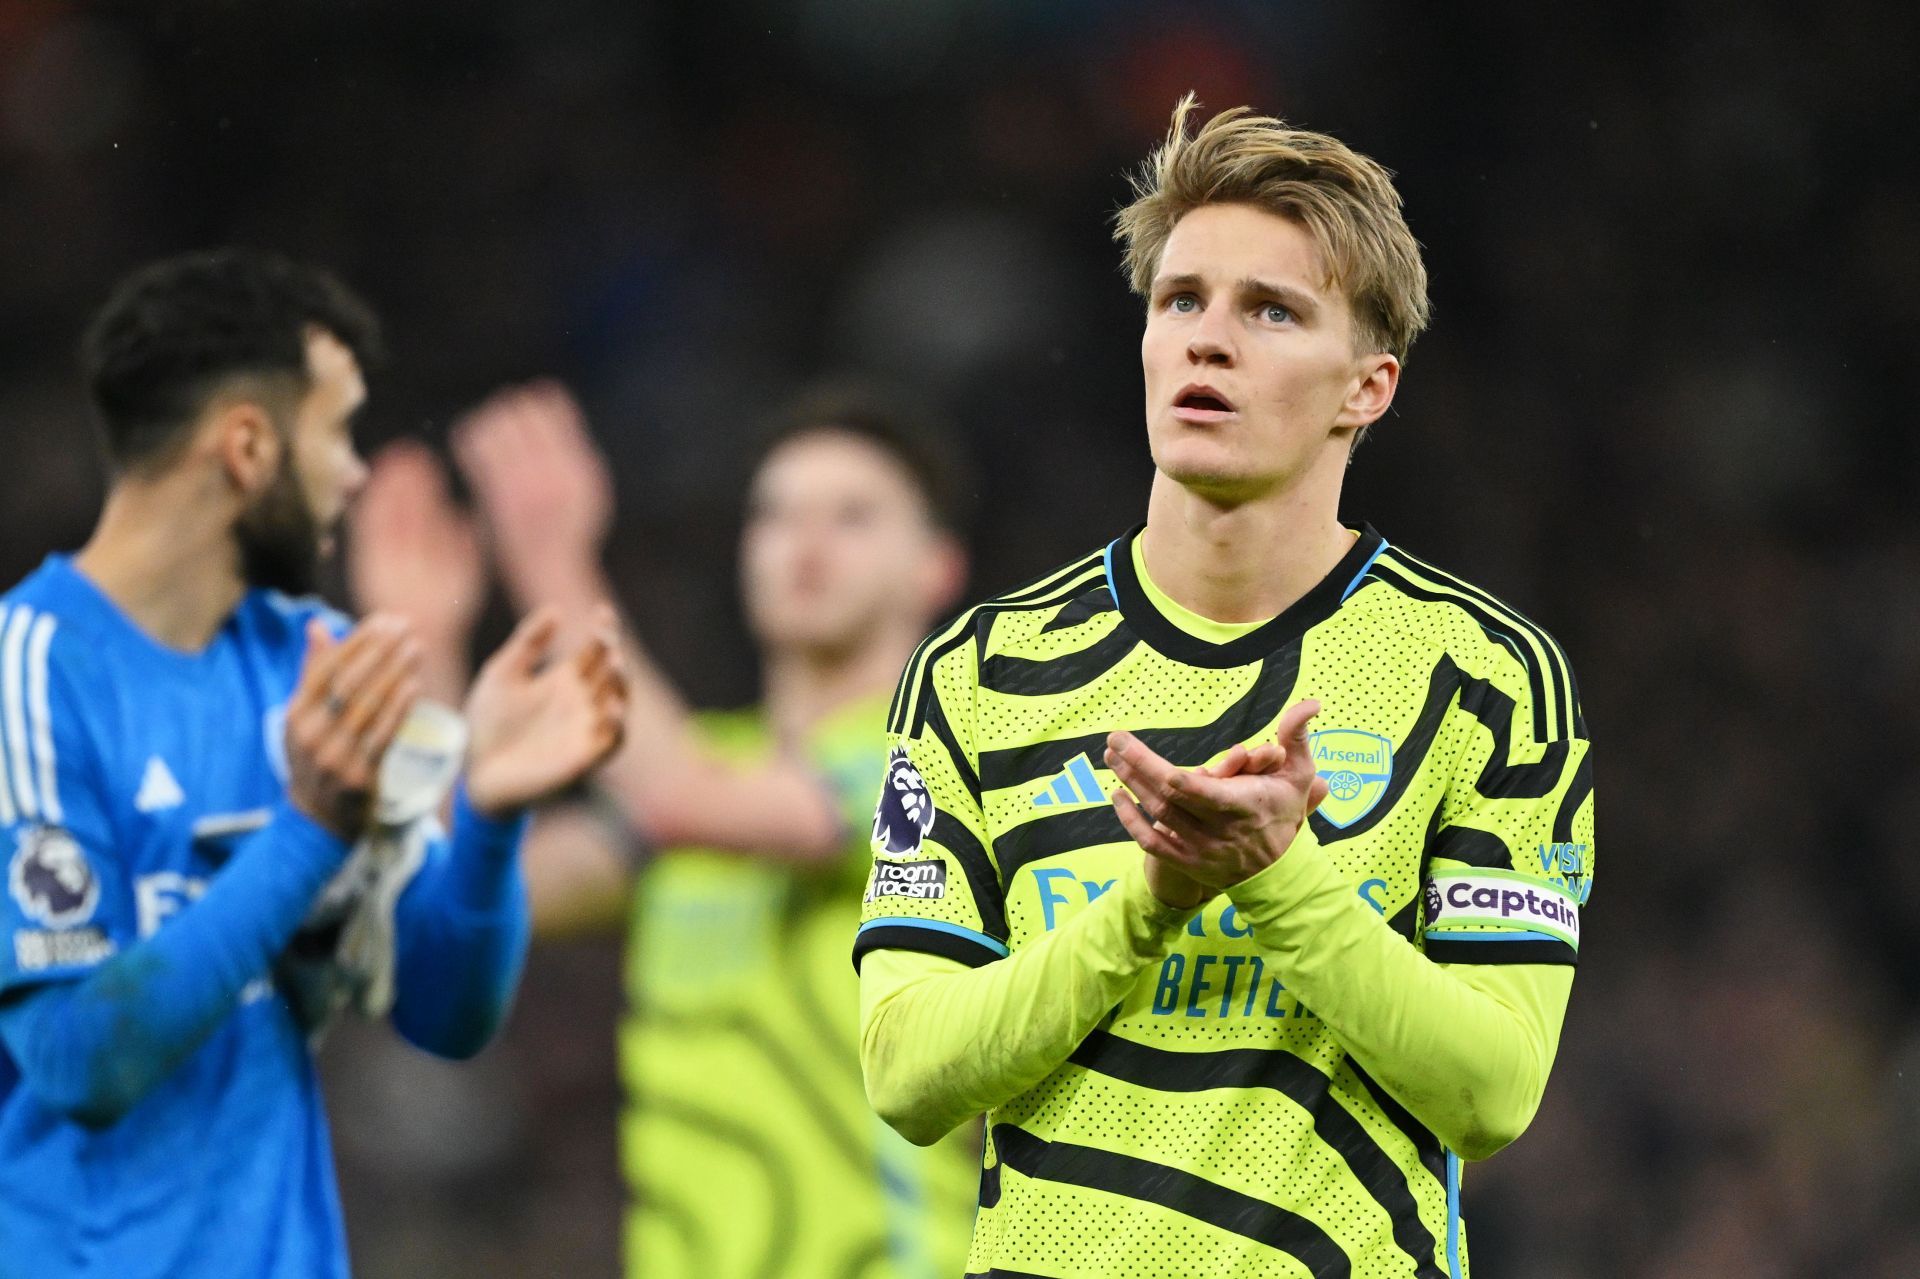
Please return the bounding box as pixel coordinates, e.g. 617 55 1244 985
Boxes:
1334 352 1399 433
211 399 285 496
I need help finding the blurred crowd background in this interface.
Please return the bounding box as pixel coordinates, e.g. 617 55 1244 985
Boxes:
4 1 1919 1275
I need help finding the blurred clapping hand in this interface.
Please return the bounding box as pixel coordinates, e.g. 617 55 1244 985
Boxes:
346 440 487 699
451 381 615 621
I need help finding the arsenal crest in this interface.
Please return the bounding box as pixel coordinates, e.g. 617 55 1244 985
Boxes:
1308 729 1394 829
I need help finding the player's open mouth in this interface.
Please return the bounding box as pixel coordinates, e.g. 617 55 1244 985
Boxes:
1172 384 1236 422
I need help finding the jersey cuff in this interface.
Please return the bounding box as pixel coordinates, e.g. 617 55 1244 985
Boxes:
852 917 1009 972
274 799 356 867
1223 836 1340 924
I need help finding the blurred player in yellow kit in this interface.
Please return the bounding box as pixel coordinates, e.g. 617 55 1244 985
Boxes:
350 382 979 1277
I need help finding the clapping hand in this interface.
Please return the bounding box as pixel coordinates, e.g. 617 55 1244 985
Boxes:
462 604 630 819
286 616 424 840
346 441 485 651
1105 699 1331 909
451 381 614 618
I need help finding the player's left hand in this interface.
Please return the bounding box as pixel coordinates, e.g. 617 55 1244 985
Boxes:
462 604 629 818
1105 698 1331 893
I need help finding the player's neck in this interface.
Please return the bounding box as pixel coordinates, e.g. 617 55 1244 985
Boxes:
73 479 247 653
761 624 919 744
1141 468 1353 624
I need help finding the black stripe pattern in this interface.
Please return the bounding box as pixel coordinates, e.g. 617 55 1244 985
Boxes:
1458 675 1570 800
1347 1060 1447 1191
978 619 1138 696
1311 652 1571 846
992 804 1128 890
890 555 1107 735
1067 1031 1448 1278
930 812 1010 943
878 562 1115 958
1426 824 1515 870
1391 546 1581 736
987 647 1303 885
991 1122 1354 1277
1038 583 1116 634
1370 549 1581 743
923 692 983 803
980 644 1302 793
1369 562 1555 743
1553 751 1594 844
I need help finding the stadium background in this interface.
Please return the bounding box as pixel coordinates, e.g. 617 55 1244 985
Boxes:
2 0 1916 1273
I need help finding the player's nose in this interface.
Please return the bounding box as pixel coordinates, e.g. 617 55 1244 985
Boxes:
1186 312 1235 366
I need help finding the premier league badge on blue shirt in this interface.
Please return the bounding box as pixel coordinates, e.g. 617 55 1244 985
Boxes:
8 825 99 930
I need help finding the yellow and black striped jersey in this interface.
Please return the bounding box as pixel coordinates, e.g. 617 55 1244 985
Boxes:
854 525 1595 1278
622 700 977 1279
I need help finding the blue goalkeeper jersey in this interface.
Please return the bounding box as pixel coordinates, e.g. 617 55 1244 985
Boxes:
0 554 525 1279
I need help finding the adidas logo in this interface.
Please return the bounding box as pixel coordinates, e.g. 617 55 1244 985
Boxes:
134 756 185 813
1031 753 1107 808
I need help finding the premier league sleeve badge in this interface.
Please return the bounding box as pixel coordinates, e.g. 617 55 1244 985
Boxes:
871 746 937 855
9 825 100 930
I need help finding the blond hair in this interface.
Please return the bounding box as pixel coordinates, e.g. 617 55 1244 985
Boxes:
1115 95 1431 362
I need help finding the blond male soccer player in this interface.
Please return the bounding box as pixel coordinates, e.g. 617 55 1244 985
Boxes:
350 383 982 1278
855 100 1595 1278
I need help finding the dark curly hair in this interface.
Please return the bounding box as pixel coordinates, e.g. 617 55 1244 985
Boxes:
80 248 382 472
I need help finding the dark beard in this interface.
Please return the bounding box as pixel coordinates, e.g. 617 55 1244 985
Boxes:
236 460 324 595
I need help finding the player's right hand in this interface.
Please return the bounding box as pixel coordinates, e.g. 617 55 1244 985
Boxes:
1107 698 1331 896
1138 740 1274 910
285 615 424 841
450 380 614 616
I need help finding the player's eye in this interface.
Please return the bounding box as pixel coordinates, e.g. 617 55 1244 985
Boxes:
1260 303 1294 325
1168 294 1199 314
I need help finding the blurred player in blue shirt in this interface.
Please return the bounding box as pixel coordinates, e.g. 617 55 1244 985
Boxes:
0 250 630 1278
